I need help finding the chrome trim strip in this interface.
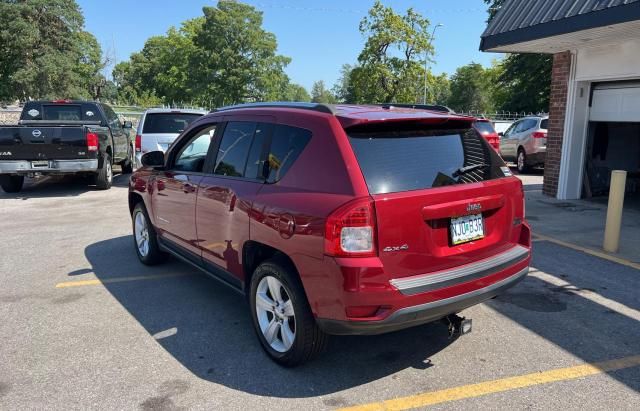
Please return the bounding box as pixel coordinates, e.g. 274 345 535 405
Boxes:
386 267 529 321
0 159 98 173
389 245 530 295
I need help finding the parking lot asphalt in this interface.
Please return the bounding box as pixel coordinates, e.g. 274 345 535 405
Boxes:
1 174 639 410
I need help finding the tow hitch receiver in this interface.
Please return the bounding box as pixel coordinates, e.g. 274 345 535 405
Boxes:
443 314 472 338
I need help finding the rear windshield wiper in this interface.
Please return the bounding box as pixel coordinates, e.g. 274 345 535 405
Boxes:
452 163 491 178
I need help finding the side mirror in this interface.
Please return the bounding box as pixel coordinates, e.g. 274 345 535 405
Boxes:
123 121 133 129
141 151 164 168
498 132 504 137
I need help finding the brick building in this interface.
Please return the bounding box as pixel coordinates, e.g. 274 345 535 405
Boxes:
480 0 640 203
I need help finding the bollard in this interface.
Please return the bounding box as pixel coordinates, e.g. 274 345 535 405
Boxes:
603 170 627 253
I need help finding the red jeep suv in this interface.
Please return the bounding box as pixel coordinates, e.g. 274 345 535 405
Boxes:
129 102 531 366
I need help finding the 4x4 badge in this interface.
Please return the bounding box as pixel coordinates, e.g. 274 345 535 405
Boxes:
383 244 409 252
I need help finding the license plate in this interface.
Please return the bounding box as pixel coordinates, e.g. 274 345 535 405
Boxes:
450 214 485 245
31 160 49 169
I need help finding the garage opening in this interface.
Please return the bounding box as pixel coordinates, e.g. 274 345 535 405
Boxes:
584 82 640 210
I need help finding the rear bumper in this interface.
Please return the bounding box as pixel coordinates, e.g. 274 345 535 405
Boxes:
0 159 98 174
527 150 546 165
317 266 528 335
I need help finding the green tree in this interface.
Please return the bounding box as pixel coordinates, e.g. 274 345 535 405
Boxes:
192 2 291 106
0 0 104 102
282 83 311 102
483 0 552 112
311 80 337 104
426 72 451 105
345 1 434 103
115 2 292 108
332 64 353 103
447 63 494 113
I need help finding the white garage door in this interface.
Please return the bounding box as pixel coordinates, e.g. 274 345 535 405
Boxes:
590 82 640 122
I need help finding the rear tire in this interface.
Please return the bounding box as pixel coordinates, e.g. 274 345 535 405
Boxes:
249 259 328 367
94 154 113 190
132 202 167 265
121 145 134 174
516 148 529 174
0 175 24 193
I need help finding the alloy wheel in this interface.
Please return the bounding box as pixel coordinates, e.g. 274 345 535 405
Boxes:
255 275 296 353
134 211 150 257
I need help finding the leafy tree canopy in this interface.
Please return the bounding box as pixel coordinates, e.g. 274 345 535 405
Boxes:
115 1 293 108
0 0 106 102
483 0 552 113
311 81 337 104
344 1 434 104
447 63 494 113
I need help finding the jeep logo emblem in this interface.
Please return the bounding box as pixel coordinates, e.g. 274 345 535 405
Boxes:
32 129 42 138
467 203 481 212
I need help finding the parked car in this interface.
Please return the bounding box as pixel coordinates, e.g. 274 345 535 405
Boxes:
0 100 134 192
134 108 207 168
473 119 500 151
129 102 531 366
499 116 548 173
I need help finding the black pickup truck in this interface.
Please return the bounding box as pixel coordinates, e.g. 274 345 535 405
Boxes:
0 100 135 192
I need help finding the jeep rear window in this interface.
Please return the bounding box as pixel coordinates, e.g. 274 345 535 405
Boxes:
349 128 508 195
142 113 203 134
42 105 82 121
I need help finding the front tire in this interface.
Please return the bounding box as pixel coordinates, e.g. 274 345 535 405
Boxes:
132 202 167 265
249 259 328 367
0 175 24 193
94 154 113 190
517 148 529 174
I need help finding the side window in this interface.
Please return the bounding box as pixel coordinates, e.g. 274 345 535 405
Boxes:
174 126 216 172
504 121 519 136
518 119 536 132
266 125 312 183
214 122 256 177
103 105 122 131
244 123 271 180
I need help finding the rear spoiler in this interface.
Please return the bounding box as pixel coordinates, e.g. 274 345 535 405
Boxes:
18 120 103 126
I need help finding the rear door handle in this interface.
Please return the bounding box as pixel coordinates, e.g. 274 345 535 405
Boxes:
182 183 196 193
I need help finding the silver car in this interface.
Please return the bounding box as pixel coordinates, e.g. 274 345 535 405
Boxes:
135 108 207 168
499 116 548 173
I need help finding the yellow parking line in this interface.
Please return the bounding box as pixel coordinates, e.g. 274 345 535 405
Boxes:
533 233 640 270
338 355 640 411
55 273 191 288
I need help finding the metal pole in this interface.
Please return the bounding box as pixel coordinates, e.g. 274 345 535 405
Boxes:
424 24 443 104
603 170 627 253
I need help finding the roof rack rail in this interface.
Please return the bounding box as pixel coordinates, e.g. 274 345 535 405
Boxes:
212 102 335 115
375 103 454 114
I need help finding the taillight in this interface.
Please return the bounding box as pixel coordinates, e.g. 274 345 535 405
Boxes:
135 134 142 152
532 131 547 139
325 198 377 257
86 132 99 152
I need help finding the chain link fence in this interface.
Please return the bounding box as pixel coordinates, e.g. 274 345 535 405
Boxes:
456 110 548 121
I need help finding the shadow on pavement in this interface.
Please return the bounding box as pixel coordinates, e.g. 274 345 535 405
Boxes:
0 172 129 199
83 235 456 398
488 240 640 392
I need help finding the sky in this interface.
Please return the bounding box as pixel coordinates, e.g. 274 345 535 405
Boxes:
77 0 502 91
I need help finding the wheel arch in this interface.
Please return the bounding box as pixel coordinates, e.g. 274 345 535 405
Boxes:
242 241 303 295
